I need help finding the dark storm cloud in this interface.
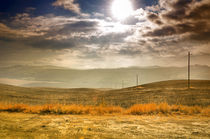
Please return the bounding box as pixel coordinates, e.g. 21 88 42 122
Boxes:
163 0 193 20
145 26 176 37
162 0 210 21
186 2 210 20
0 22 77 50
0 12 102 50
147 13 159 20
145 20 209 37
0 13 134 50
147 13 163 25
145 0 210 42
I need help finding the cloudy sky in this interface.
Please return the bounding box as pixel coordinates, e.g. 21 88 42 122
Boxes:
0 0 210 69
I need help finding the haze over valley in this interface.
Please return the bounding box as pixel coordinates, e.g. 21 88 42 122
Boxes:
0 65 209 88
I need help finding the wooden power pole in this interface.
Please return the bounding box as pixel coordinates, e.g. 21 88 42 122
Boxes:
188 52 191 89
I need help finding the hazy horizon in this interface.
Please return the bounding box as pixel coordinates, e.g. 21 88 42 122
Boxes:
0 64 209 88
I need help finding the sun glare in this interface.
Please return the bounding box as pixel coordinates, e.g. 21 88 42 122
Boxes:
112 0 133 20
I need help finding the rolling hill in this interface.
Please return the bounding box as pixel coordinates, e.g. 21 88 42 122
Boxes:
0 65 210 88
0 80 209 107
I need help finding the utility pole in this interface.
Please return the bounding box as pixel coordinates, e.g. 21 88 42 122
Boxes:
188 52 191 89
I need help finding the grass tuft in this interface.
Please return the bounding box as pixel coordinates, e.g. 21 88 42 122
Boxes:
0 103 209 116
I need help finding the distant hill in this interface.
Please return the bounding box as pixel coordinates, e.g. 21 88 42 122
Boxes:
0 65 209 88
0 80 209 107
105 80 210 107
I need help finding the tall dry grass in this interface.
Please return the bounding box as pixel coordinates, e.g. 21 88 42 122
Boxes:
0 103 209 116
127 103 210 116
0 103 123 115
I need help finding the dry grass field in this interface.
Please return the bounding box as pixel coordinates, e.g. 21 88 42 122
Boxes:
0 113 209 138
0 80 210 107
0 80 209 138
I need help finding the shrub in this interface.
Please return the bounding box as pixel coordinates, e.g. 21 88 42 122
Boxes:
158 103 170 114
0 103 209 116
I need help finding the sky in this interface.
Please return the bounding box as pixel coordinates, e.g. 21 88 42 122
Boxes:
0 0 210 69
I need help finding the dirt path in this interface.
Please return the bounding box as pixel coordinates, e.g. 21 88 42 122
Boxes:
0 113 209 139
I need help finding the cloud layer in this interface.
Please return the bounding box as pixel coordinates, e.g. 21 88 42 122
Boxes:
52 0 81 14
145 0 210 42
0 0 209 68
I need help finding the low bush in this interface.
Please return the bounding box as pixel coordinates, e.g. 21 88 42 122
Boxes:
0 103 209 116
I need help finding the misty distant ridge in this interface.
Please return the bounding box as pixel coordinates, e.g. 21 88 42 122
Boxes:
2 64 209 69
0 65 209 88
0 63 209 68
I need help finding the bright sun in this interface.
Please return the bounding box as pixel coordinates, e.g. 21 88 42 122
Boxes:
112 0 133 20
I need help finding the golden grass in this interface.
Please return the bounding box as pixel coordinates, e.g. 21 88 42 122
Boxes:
0 103 209 116
127 103 210 116
0 103 123 115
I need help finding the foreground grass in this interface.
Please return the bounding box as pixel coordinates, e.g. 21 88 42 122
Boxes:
0 103 209 116
1 113 209 138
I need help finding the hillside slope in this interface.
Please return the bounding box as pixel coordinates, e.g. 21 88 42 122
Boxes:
104 80 210 107
0 65 210 88
0 80 209 107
